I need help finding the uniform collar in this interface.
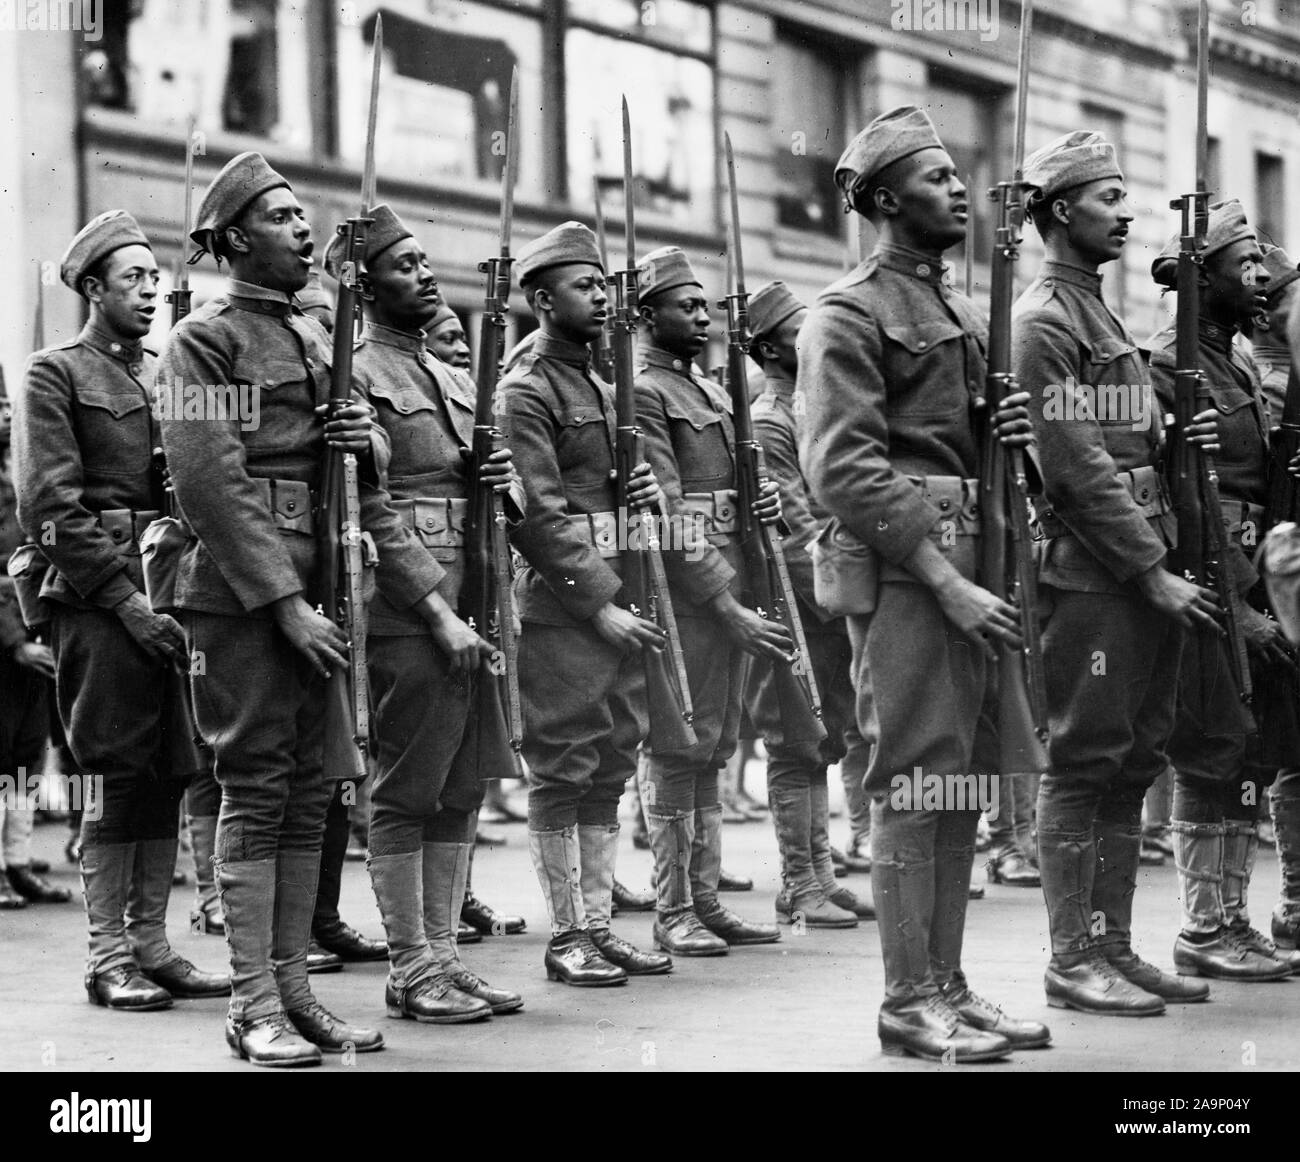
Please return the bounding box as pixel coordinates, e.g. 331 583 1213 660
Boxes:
228 278 296 318
640 342 700 379
79 320 145 364
763 367 796 396
1039 260 1105 297
364 320 426 354
533 331 593 368
874 242 949 287
1199 316 1237 354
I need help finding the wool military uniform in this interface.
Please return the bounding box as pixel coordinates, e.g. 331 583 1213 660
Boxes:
13 211 224 1008
1249 244 1300 423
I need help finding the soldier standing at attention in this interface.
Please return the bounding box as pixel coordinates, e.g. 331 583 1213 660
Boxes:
159 154 446 1066
1245 244 1300 424
741 280 871 929
800 107 1049 1061
333 204 525 1021
1011 131 1219 1015
1148 202 1299 979
13 211 229 1009
634 246 786 957
501 221 672 985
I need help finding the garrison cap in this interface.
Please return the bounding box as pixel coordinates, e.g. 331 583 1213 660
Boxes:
322 203 413 279
748 281 806 344
834 106 944 207
425 302 460 331
59 209 152 293
638 246 702 302
1152 199 1257 288
1022 131 1123 203
1262 243 1300 304
191 151 291 256
294 268 333 314
516 221 603 287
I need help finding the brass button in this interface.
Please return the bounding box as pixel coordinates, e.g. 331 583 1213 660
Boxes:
110 342 122 354
917 341 927 349
938 499 951 511
425 517 437 529
916 264 930 277
877 519 888 531
286 500 297 512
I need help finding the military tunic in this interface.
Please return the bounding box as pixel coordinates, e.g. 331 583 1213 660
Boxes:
357 322 524 853
634 342 743 815
502 332 647 830
157 281 442 865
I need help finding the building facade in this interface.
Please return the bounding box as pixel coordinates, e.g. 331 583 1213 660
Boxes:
1 0 1298 382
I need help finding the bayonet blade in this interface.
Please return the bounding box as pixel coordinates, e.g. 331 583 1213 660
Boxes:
499 65 519 257
1195 0 1209 201
622 96 635 270
1012 0 1034 179
724 132 745 297
361 12 383 213
178 114 197 293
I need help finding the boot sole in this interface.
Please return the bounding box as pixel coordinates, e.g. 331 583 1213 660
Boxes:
780 916 858 929
87 994 174 1012
719 936 781 946
308 1038 385 1053
615 963 673 976
543 972 628 986
1045 995 1164 1016
654 939 728 957
880 1039 1010 1063
1173 962 1292 982
386 1005 493 1023
486 998 525 1013
228 1046 321 1067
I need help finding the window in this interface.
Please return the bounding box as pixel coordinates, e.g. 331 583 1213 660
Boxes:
924 72 999 268
81 0 314 151
566 0 715 231
772 26 853 238
335 2 546 203
1256 152 1285 247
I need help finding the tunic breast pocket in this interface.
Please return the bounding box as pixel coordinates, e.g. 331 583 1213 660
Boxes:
1077 334 1154 435
663 396 730 483
370 382 443 472
555 404 611 483
231 359 311 452
75 389 149 476
880 321 968 416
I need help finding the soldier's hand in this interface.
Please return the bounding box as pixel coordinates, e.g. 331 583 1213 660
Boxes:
710 590 794 662
1134 565 1221 632
318 400 374 453
1288 450 1300 480
271 595 350 678
753 479 782 526
1241 605 1294 669
11 641 54 679
993 390 1034 449
115 592 188 666
1186 408 1221 456
933 576 1022 659
591 602 666 654
478 446 520 495
622 462 663 512
433 615 494 672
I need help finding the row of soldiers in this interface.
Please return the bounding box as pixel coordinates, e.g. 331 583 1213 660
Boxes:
9 101 1300 1069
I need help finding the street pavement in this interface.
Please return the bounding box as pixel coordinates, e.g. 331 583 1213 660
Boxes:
2 787 1298 1074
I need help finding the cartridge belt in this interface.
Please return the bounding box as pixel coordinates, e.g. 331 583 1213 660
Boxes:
568 510 622 559
681 489 738 536
907 475 981 534
391 496 469 550
1220 498 1265 547
250 477 316 536
1035 464 1168 539
96 509 162 555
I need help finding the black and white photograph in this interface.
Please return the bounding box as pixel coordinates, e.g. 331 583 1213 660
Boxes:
0 0 1296 1117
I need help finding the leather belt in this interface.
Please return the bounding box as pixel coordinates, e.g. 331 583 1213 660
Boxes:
251 477 316 536
96 509 162 554
680 489 738 536
392 496 469 549
1035 463 1169 539
1220 498 1265 545
568 511 621 559
908 475 981 534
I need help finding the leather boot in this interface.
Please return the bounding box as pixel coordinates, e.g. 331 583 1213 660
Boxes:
6 864 72 903
770 784 855 928
1269 788 1300 950
187 815 224 935
580 822 671 975
1220 819 1289 968
1102 943 1210 1001
612 879 656 912
462 840 526 935
986 843 1041 887
692 804 779 946
878 993 1011 1062
423 841 517 1015
1045 948 1165 1016
128 838 230 998
82 840 172 1011
1171 927 1290 980
530 826 625 985
274 850 384 1053
370 850 486 1022
312 797 387 961
217 857 319 1066
646 810 728 956
940 969 1051 1049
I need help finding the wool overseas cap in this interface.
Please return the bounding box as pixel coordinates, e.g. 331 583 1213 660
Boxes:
834 106 944 197
516 221 603 286
638 246 702 301
748 281 805 343
1151 199 1256 288
1261 243 1300 303
190 151 291 255
425 302 459 330
59 209 151 291
322 203 414 278
1022 131 1123 203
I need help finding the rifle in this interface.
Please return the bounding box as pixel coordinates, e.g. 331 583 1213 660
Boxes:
979 0 1049 774
165 115 198 330
461 66 525 780
591 175 617 383
1165 0 1251 707
317 14 384 782
613 98 695 751
721 133 824 744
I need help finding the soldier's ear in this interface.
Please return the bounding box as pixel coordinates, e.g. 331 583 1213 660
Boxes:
357 271 375 303
637 302 656 327
221 222 253 258
871 185 899 219
757 337 778 363
1050 197 1071 227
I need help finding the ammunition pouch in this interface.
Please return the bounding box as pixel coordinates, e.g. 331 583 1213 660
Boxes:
909 475 981 535
5 543 51 628
680 489 739 545
1220 498 1265 550
252 477 315 536
97 508 162 557
568 510 622 560
392 496 468 562
1034 464 1169 539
